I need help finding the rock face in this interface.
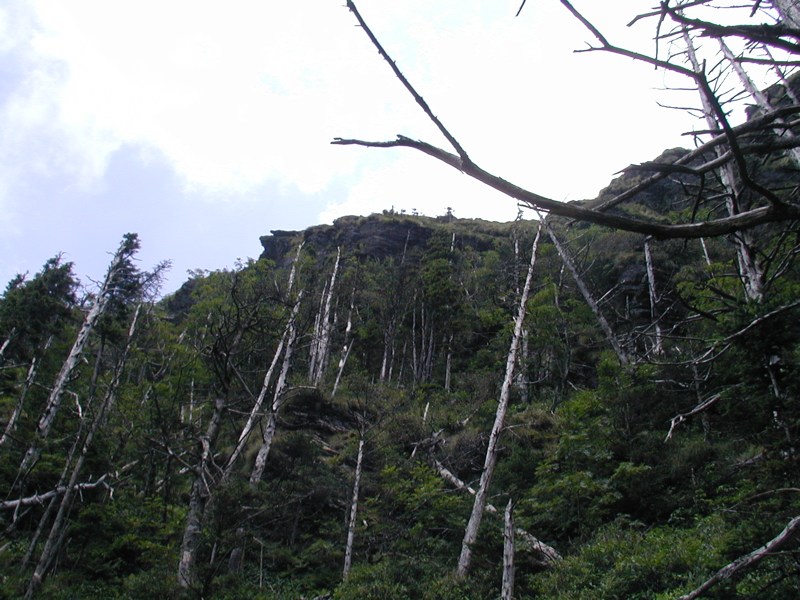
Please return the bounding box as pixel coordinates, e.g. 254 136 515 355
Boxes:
260 214 504 264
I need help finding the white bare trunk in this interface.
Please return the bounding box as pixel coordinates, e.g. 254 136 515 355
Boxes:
678 515 800 600
0 336 52 448
501 499 515 600
719 39 800 167
250 310 298 484
773 0 800 28
683 28 764 302
19 237 136 477
178 395 226 588
0 328 14 359
545 222 630 366
222 294 303 481
434 459 560 567
310 247 341 386
444 333 453 393
342 437 365 579
28 305 141 598
331 287 356 399
456 223 541 578
643 238 663 356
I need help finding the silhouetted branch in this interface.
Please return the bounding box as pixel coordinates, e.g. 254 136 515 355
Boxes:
333 135 800 238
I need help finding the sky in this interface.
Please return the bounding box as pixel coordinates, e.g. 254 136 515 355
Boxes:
0 1 763 295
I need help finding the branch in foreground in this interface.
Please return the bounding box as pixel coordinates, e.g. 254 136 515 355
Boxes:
344 0 471 164
677 515 800 600
332 136 800 239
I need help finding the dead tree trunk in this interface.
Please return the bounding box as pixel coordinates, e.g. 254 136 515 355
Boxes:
718 38 800 167
677 515 800 600
643 238 663 356
342 437 365 580
0 328 14 360
545 221 630 366
177 396 226 589
682 27 765 302
249 309 298 484
0 336 52 449
456 223 541 579
501 499 515 600
309 247 341 386
18 235 138 478
27 304 142 598
434 459 560 568
773 0 800 28
332 287 356 400
227 306 301 572
222 293 303 482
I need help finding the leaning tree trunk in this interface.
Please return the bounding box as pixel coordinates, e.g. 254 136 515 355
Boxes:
227 297 302 572
545 221 630 366
222 293 303 482
718 38 800 167
0 336 52 449
331 286 356 400
27 304 142 598
456 223 541 579
309 247 341 386
342 436 365 580
18 235 138 479
643 238 663 356
249 308 299 485
434 459 560 568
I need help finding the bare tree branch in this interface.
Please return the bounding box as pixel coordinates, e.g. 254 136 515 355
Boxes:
344 0 471 164
665 393 721 441
676 515 800 600
332 135 800 238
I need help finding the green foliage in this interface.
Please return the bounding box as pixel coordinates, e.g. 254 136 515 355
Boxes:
530 516 729 600
4 211 800 598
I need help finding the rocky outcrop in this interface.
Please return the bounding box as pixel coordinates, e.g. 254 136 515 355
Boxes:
259 214 507 264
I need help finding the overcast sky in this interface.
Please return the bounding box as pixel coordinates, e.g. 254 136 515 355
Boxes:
0 1 764 294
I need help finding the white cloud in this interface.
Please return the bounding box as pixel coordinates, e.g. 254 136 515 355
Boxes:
2 0 770 292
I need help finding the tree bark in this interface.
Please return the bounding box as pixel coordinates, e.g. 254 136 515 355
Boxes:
434 459 560 567
342 437 364 580
682 27 765 303
18 236 138 478
177 396 226 589
0 336 52 449
773 0 800 29
456 223 541 579
545 221 630 367
501 499 515 600
27 304 141 598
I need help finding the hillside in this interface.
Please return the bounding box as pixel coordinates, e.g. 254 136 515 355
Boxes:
2 178 799 598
